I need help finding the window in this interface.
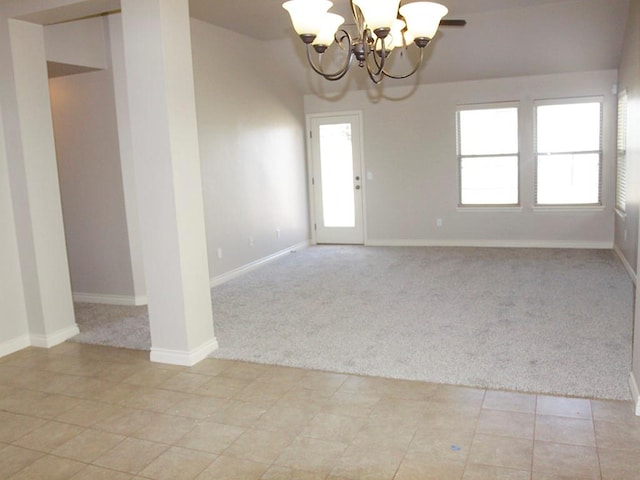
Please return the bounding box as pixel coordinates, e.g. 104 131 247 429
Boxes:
535 99 602 206
457 105 519 206
616 90 628 213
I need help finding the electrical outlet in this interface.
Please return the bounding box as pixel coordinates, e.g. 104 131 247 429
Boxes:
249 236 254 247
276 228 281 239
217 248 223 259
436 218 443 228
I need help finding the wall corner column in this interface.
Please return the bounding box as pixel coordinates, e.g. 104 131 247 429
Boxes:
0 17 78 350
121 0 217 365
106 13 147 306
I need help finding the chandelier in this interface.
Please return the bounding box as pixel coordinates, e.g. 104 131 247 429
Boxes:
282 0 464 84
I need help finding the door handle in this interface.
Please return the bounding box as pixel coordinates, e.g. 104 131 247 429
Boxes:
355 185 361 190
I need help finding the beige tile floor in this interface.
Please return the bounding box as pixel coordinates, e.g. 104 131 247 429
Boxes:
1 343 639 480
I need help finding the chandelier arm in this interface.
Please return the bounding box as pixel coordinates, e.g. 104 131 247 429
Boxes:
370 37 387 72
363 35 385 83
305 31 355 81
366 68 384 84
381 47 425 80
365 59 384 84
350 0 365 33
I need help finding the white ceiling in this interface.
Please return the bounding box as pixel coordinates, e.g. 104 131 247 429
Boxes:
189 0 573 42
188 0 630 93
13 0 629 92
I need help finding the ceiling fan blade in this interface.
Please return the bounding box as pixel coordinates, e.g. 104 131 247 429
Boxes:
440 19 467 26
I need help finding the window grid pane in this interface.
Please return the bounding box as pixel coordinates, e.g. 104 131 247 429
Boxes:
457 106 519 206
535 101 602 206
536 153 600 205
459 108 518 156
537 103 601 153
460 156 519 205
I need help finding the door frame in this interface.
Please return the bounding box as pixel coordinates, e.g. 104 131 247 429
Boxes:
306 111 367 245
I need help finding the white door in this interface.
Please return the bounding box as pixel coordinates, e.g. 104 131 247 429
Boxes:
309 113 364 244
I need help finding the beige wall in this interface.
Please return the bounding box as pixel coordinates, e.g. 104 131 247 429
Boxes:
616 0 640 277
107 14 146 305
617 0 640 414
191 18 310 279
305 70 618 248
41 15 310 303
49 69 135 301
44 16 140 304
44 15 107 71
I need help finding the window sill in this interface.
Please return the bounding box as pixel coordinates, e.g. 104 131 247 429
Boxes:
532 205 604 213
456 206 523 213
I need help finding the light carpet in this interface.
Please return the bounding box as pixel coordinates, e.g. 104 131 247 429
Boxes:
72 303 149 351
72 246 634 400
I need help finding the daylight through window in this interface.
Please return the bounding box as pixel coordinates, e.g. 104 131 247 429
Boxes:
535 100 602 206
457 105 519 206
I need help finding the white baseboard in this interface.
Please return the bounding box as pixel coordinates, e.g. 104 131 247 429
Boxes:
0 334 31 358
72 243 312 304
629 373 640 416
30 324 80 348
210 241 310 287
365 239 614 249
614 245 637 284
150 336 219 366
73 292 148 306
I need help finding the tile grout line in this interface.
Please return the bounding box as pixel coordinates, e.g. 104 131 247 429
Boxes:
458 388 486 478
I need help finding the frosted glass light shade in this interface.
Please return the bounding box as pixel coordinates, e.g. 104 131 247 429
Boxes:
389 18 408 49
353 0 401 31
312 13 345 46
399 1 448 40
374 19 406 51
283 0 333 36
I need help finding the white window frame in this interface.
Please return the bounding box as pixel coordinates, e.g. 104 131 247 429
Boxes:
534 97 603 207
456 102 520 208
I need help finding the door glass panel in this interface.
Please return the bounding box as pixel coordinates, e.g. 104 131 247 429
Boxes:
319 123 355 227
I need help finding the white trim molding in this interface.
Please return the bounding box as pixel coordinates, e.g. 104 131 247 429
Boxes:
210 241 309 287
614 244 637 284
0 334 31 358
629 373 640 416
73 292 148 306
531 206 606 213
1 325 81 358
456 206 524 213
74 242 312 306
30 324 80 348
366 239 613 249
150 336 219 366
